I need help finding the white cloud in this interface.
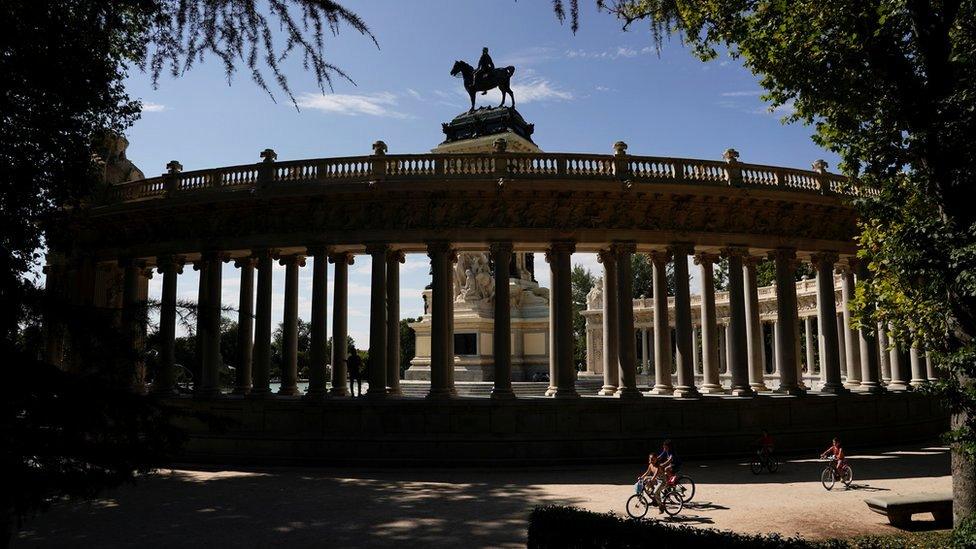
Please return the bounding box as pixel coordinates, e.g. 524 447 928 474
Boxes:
406 88 422 100
595 85 614 92
512 78 573 103
296 91 408 118
721 90 763 97
141 101 167 113
565 46 654 60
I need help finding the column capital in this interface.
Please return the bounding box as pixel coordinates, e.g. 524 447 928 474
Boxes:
488 241 514 255
767 247 797 261
597 248 616 264
328 251 355 265
742 254 764 267
250 248 278 261
667 242 695 257
425 240 455 259
609 241 637 256
156 255 186 274
365 243 392 255
720 246 750 259
648 249 671 265
306 244 334 257
548 240 577 255
233 256 257 269
810 251 839 269
693 252 720 266
199 250 231 262
386 248 406 263
278 254 306 267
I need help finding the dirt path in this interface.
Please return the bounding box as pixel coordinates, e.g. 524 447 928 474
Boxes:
15 444 951 548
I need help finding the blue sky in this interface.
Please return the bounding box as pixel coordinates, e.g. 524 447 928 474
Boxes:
125 0 840 344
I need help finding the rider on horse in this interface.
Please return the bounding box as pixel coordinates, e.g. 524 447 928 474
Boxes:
475 47 494 95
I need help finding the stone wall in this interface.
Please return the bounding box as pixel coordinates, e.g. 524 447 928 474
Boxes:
170 392 947 466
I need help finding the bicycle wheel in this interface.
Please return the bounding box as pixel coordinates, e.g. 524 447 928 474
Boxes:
841 465 853 487
767 458 779 473
626 494 650 519
821 467 836 490
750 456 764 475
662 490 684 517
675 476 696 502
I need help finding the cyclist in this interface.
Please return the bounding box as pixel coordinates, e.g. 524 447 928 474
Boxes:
657 439 681 479
820 437 846 474
757 429 775 458
638 453 667 514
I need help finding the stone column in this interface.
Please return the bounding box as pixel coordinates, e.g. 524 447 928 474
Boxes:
366 244 389 398
613 242 641 398
771 248 804 395
692 325 701 375
427 242 456 398
641 328 651 373
306 247 330 399
926 352 937 382
910 345 927 387
743 256 768 391
838 263 862 388
548 241 578 398
490 242 515 399
718 325 728 374
153 256 182 396
597 249 619 395
811 252 846 393
250 249 274 398
723 247 753 396
233 257 256 395
121 258 148 393
804 316 816 375
649 250 673 394
878 323 891 384
278 254 304 396
329 251 353 397
836 313 848 380
887 324 909 391
695 253 723 393
670 244 699 397
761 322 769 374
855 261 885 393
386 248 405 395
199 252 224 398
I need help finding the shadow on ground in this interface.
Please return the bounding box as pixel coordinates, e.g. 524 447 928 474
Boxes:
13 443 951 547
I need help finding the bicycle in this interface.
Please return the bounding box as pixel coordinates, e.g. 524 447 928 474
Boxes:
819 456 853 490
750 447 779 474
666 472 696 502
626 478 684 519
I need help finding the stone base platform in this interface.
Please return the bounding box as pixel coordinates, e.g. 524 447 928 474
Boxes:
168 391 947 466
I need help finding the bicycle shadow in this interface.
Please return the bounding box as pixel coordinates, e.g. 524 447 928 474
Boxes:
683 501 729 511
663 514 715 525
840 483 890 492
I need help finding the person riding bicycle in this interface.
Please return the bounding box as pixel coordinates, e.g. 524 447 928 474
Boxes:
638 453 667 514
757 429 775 458
657 440 681 480
820 437 846 474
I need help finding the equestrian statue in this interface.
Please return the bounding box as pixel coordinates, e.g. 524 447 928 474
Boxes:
450 47 516 112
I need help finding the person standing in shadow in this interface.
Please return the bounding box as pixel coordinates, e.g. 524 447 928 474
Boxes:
347 347 363 397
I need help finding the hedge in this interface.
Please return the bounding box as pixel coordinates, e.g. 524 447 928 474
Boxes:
527 506 965 549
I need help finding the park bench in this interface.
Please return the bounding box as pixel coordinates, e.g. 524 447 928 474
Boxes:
864 492 952 528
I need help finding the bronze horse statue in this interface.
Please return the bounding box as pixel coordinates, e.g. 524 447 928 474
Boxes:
450 60 516 111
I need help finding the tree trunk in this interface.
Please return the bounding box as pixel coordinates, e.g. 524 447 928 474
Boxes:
954 408 976 525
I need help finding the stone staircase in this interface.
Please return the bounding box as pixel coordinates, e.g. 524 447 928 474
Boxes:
398 377 606 398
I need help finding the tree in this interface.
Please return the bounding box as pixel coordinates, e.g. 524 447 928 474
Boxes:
572 264 597 370
271 319 311 380
631 253 677 298
4 0 374 539
400 318 418 376
714 258 730 292
554 0 976 523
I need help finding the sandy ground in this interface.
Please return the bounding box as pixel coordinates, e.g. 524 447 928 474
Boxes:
15 443 951 548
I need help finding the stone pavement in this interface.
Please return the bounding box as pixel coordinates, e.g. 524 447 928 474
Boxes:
15 443 950 548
